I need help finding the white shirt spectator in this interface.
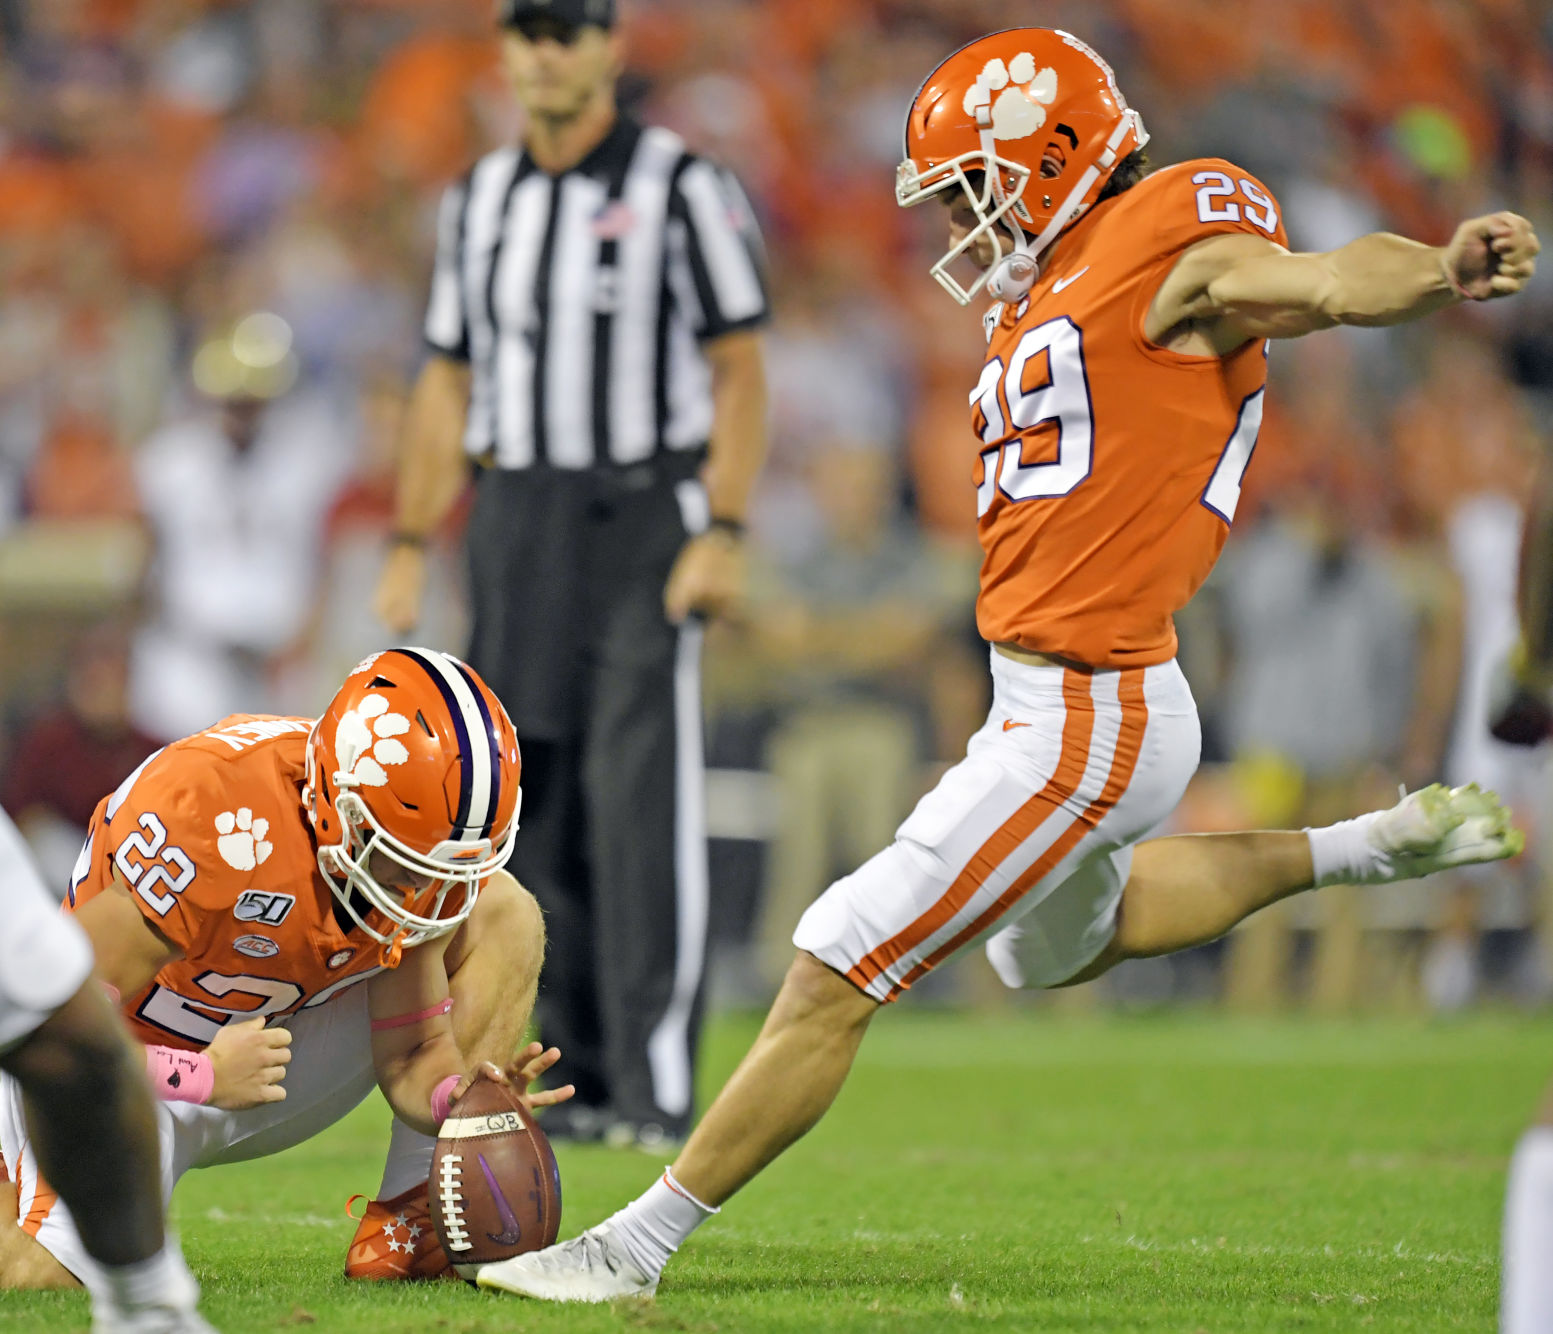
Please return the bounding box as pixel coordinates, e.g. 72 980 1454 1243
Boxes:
130 388 353 739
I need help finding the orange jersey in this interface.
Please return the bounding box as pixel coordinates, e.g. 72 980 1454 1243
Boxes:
972 157 1289 666
68 714 387 1050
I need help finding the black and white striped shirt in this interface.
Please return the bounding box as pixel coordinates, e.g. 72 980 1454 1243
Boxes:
424 117 769 470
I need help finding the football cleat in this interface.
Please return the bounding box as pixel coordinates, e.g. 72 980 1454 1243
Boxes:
475 1222 657 1303
86 1236 214 1329
91 1309 218 1334
89 1251 216 1334
1365 783 1523 882
344 1184 454 1281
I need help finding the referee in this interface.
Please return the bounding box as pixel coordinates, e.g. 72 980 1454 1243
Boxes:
374 0 768 1147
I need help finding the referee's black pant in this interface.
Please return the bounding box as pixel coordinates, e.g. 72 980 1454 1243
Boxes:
465 459 708 1137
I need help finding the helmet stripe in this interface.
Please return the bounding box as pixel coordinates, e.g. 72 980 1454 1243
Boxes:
449 657 503 841
395 648 489 838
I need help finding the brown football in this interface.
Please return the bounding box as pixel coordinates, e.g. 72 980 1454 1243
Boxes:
429 1078 563 1281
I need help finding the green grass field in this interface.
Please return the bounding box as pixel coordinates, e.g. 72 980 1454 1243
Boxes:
3 1009 1546 1333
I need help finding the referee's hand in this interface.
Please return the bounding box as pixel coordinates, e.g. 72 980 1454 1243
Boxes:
375 544 427 633
664 530 746 624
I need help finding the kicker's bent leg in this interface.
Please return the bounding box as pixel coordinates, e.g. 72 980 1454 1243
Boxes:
1067 784 1519 985
1110 831 1315 962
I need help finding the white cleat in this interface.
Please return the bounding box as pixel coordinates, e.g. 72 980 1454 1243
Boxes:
475 1222 657 1303
1366 783 1523 882
92 1309 218 1334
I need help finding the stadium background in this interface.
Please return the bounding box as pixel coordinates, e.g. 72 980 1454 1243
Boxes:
0 0 1550 1016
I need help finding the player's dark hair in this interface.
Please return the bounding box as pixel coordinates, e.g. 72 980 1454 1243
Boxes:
1096 148 1151 204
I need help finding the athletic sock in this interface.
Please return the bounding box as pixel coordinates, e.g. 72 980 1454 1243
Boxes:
606 1168 719 1279
377 1117 437 1200
1504 1127 1553 1333
1305 810 1385 887
88 1237 200 1320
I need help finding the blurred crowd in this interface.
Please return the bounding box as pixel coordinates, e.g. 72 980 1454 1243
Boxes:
2 0 1551 1010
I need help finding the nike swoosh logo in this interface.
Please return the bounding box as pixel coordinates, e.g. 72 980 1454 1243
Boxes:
477 1152 525 1246
1052 266 1090 293
1002 719 1030 732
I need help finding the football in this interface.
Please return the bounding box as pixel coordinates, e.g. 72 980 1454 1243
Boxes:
428 1078 563 1281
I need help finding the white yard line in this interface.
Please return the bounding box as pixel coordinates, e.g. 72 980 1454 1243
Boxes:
200 1206 347 1229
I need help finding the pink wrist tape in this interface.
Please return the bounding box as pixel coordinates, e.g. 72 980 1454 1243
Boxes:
146 1046 215 1104
370 997 454 1032
430 1075 461 1126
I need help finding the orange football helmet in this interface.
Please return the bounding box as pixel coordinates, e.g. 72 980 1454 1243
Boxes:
305 647 521 961
897 28 1148 304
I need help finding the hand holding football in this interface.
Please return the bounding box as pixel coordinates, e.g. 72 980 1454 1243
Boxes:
429 1075 563 1281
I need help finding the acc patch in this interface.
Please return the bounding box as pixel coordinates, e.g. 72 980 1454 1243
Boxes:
234 889 295 926
233 934 280 960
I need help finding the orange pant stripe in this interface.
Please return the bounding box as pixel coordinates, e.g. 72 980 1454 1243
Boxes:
19 1146 57 1239
888 667 1150 997
845 668 1097 993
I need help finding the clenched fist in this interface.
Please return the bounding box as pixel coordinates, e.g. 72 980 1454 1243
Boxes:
664 530 746 624
1443 211 1540 300
207 1016 292 1110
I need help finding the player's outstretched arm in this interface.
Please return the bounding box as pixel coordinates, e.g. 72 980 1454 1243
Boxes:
1151 211 1539 346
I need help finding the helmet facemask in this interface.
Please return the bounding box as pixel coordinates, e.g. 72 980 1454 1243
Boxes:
896 149 1034 306
306 727 519 963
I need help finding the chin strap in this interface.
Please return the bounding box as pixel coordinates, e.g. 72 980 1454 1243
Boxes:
1025 111 1145 261
974 112 1037 303
980 109 1148 303
379 928 408 968
987 248 1038 301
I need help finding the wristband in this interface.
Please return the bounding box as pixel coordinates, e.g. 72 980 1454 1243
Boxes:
146 1046 215 1105
369 997 454 1032
389 531 428 549
706 515 746 540
430 1074 462 1126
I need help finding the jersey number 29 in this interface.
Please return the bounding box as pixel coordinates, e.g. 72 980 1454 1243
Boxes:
971 315 1264 523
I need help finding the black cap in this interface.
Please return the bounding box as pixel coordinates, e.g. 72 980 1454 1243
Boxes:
497 0 616 30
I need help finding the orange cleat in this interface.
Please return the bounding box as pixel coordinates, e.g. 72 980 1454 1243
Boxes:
343 1184 455 1281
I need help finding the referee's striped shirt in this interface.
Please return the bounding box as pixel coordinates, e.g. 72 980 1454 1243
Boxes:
424 116 769 470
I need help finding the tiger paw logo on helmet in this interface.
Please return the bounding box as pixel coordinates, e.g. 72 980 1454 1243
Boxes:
216 808 273 871
335 694 411 788
963 53 1058 140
